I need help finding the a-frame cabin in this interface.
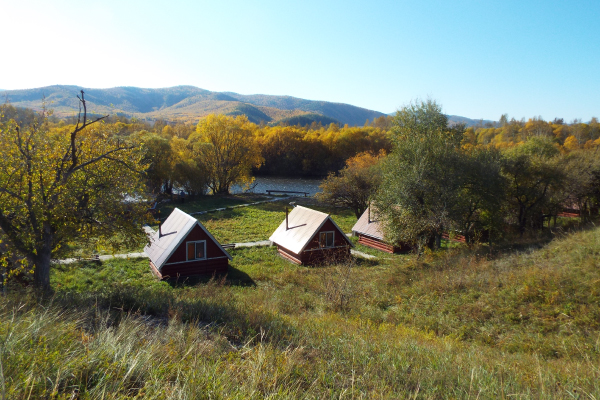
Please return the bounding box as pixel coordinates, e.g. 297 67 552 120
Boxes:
144 208 232 279
352 206 412 253
269 205 353 265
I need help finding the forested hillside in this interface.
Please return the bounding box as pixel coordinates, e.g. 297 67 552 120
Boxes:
0 85 386 126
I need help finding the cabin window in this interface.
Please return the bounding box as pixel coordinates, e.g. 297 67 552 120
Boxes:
319 231 335 248
186 240 206 260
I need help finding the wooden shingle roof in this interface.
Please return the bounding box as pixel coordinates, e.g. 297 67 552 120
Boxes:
351 206 385 240
144 208 231 271
269 206 353 254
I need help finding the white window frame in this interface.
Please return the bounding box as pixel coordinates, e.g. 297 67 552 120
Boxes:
186 240 207 261
319 231 335 248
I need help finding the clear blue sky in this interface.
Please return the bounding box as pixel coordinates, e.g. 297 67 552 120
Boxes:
2 0 599 121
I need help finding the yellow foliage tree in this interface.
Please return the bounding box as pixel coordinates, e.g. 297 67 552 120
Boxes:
191 114 263 194
317 150 386 218
563 135 579 151
0 93 149 290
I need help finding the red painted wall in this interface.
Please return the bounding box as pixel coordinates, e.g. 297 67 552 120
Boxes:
155 224 230 278
167 225 228 264
304 219 350 251
358 234 412 253
161 258 228 278
277 218 351 265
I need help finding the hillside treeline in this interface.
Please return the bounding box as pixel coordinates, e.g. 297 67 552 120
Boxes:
1 104 392 194
373 103 600 249
463 115 600 149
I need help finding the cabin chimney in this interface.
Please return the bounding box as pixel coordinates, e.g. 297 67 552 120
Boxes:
368 202 371 224
285 207 289 230
159 221 163 238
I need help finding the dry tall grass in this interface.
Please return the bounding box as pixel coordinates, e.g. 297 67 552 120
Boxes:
1 226 599 398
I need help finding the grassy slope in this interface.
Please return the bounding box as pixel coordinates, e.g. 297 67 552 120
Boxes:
2 215 600 398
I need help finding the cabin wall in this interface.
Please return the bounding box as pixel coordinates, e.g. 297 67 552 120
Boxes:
160 257 228 278
303 219 351 251
358 235 395 253
358 234 411 253
149 261 162 279
302 247 350 264
156 224 230 279
277 246 303 265
166 225 228 264
277 245 350 265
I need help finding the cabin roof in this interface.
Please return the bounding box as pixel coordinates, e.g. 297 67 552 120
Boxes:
269 205 353 254
144 208 231 270
352 206 385 240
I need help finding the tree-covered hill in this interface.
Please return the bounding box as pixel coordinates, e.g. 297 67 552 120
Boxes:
272 113 339 127
0 85 386 126
446 114 497 127
388 111 497 127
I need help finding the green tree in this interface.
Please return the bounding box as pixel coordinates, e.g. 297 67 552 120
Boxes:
0 93 149 291
555 149 600 222
134 131 176 195
317 151 385 218
191 114 263 194
376 100 499 250
501 137 564 233
170 136 209 198
454 147 506 242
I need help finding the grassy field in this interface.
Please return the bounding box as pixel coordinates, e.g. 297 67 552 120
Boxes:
160 195 357 244
63 195 355 256
2 208 600 398
158 193 270 215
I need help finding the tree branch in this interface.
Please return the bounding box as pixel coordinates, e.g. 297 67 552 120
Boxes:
65 146 136 178
0 187 21 200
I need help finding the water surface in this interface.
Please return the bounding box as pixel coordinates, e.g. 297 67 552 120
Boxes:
231 176 324 196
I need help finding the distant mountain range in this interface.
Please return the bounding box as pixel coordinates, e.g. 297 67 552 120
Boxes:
0 85 388 127
446 115 496 128
386 112 496 128
0 85 495 127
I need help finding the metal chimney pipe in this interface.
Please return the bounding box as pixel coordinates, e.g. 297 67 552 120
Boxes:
286 207 289 230
159 221 163 238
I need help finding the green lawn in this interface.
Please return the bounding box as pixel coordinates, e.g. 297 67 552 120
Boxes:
152 195 357 245
196 198 357 244
158 193 269 215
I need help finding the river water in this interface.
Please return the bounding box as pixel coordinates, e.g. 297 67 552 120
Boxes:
231 176 324 196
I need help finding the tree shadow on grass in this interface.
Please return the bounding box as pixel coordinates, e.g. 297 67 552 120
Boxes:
165 266 256 288
471 222 599 261
37 284 293 346
353 257 379 268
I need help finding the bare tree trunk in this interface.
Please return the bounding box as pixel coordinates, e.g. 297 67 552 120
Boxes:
33 249 52 291
33 231 53 292
518 204 527 235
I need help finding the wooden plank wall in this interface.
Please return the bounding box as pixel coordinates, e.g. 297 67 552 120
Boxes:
358 235 395 253
277 245 351 265
441 232 466 243
160 258 229 278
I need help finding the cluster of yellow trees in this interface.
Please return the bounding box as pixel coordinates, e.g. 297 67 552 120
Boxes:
462 116 600 150
129 115 392 196
51 112 600 201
